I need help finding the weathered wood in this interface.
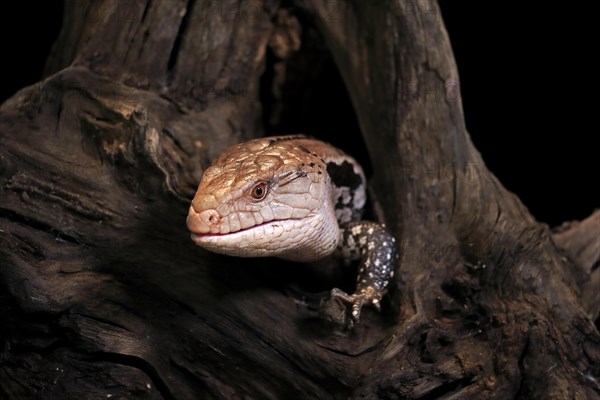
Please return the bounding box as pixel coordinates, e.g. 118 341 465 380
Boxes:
1 1 598 399
553 210 600 320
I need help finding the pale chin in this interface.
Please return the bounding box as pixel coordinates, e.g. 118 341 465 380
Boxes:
189 215 338 261
189 219 306 258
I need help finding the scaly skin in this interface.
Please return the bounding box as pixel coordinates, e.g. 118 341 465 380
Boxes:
187 135 396 325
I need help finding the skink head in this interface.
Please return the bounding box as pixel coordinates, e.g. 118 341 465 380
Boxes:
187 137 339 261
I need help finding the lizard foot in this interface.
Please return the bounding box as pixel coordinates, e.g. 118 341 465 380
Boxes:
322 286 383 327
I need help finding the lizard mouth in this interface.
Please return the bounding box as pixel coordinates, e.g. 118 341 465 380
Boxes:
189 218 302 241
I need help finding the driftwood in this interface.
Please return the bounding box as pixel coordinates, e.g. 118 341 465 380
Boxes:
1 1 598 399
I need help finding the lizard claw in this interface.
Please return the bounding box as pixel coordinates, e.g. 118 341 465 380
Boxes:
329 286 383 326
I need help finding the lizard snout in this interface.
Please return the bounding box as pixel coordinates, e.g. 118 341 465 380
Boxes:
186 206 221 235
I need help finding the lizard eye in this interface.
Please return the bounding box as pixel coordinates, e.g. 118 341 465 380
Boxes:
249 181 269 201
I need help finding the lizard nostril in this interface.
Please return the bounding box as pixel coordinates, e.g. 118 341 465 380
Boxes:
199 209 221 226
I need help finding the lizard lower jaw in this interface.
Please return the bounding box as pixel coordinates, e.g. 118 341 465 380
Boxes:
190 218 303 246
189 216 333 260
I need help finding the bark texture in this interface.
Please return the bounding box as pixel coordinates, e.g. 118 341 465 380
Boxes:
1 1 598 399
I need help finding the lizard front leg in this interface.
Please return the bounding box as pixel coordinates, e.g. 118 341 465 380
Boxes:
328 221 396 326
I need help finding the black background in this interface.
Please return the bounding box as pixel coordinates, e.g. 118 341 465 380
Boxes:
0 1 596 227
